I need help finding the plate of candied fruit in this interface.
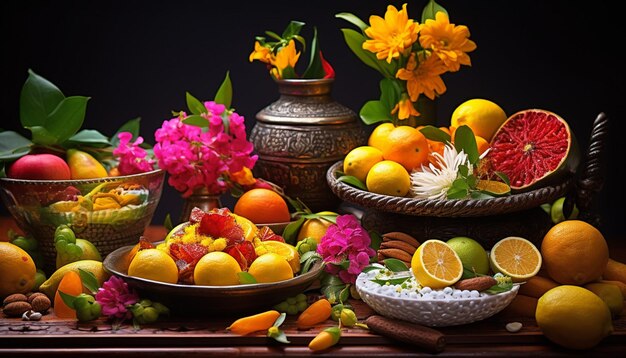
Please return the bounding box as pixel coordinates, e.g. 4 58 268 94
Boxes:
103 207 323 315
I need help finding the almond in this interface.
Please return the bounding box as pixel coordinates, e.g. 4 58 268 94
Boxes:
27 292 47 303
3 301 32 317
30 295 51 313
454 276 498 292
3 293 28 307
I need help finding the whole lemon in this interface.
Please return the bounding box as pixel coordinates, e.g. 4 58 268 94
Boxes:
584 282 624 317
297 211 336 243
536 285 613 350
343 146 384 183
0 242 36 297
366 160 411 197
194 251 242 286
451 99 507 141
128 248 179 284
248 252 294 283
446 237 489 275
367 122 395 150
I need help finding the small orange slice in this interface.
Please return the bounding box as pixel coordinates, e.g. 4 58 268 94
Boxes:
411 240 463 289
490 236 542 282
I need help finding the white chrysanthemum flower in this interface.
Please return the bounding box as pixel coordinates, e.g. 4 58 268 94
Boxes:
411 143 471 200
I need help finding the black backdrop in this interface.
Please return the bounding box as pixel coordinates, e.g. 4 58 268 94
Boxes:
1 0 624 238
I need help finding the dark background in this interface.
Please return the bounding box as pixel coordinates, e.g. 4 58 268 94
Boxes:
1 1 623 238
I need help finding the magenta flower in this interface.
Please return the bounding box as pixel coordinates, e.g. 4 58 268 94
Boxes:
113 132 156 175
317 214 376 284
153 101 257 197
95 276 140 320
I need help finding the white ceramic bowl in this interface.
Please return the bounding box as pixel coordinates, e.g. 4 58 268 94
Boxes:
355 270 519 327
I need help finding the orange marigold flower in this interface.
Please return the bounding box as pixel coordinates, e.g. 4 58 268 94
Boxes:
391 95 420 120
362 4 419 63
249 41 272 63
419 12 476 72
396 53 447 101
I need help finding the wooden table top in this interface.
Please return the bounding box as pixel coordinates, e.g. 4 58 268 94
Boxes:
1 217 626 357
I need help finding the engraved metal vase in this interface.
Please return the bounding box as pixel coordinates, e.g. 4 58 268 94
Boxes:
250 78 368 212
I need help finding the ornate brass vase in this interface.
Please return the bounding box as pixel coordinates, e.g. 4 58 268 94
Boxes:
251 78 368 212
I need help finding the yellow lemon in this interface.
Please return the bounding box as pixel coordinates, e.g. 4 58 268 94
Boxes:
297 211 336 243
366 160 410 197
367 122 394 150
255 240 300 274
128 248 178 284
536 285 613 350
248 252 294 283
411 240 463 289
39 260 109 299
0 242 36 297
451 98 507 141
343 146 384 183
583 282 624 317
194 251 242 286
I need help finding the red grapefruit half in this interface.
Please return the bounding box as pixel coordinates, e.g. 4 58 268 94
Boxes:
488 109 579 191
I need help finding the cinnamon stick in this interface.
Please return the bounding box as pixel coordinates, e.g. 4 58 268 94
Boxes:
365 315 445 353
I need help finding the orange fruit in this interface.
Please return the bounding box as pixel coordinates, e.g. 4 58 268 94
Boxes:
475 135 490 155
0 242 36 297
489 236 542 282
368 122 395 150
381 126 429 171
500 294 538 318
541 220 608 285
234 188 291 224
411 240 463 289
518 275 559 298
54 270 83 319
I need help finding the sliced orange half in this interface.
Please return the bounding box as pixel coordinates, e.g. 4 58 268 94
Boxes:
411 240 463 289
489 236 542 282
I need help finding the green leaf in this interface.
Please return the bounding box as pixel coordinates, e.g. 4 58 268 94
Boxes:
283 217 305 245
495 171 511 186
281 20 305 39
29 126 58 145
273 312 287 328
458 164 469 178
383 258 409 272
462 265 478 279
321 273 345 287
301 253 322 274
335 12 368 31
340 29 382 73
111 117 141 147
452 178 470 190
186 92 207 115
337 175 367 191
302 27 325 79
484 281 514 294
182 115 208 127
163 214 173 232
362 265 380 273
265 30 282 41
67 129 111 147
360 100 391 125
379 79 400 112
280 66 298 80
368 230 382 252
0 131 32 161
214 71 232 109
78 268 100 295
270 330 290 344
471 191 494 200
466 174 477 188
299 250 317 264
238 272 257 284
371 277 410 286
447 186 468 199
421 0 449 23
20 69 65 128
41 96 90 145
419 125 451 143
58 290 77 310
454 125 479 164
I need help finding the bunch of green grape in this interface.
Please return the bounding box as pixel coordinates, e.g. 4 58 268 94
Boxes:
273 293 308 315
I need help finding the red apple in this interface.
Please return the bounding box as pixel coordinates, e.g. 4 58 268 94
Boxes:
7 154 72 180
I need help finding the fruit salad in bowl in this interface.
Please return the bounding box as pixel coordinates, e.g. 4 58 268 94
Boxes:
103 207 323 315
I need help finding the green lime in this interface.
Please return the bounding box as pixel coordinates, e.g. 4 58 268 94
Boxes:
550 197 579 224
446 237 490 275
32 270 47 291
